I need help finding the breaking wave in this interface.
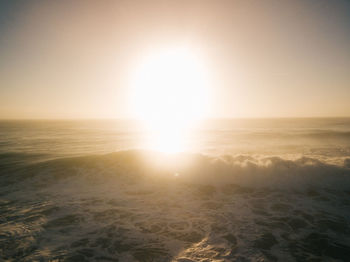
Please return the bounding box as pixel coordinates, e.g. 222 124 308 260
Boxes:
4 150 350 190
1 151 350 261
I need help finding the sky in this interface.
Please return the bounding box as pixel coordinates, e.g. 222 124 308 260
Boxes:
0 0 350 119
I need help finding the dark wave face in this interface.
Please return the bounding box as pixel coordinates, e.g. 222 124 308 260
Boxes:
1 119 350 261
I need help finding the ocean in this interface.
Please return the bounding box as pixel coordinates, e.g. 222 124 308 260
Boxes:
1 118 350 261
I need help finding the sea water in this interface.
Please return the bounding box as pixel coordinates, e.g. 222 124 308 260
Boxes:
1 118 350 261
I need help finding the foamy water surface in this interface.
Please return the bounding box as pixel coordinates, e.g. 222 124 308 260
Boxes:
1 119 350 261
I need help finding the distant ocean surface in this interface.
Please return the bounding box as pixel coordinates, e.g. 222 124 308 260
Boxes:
1 118 350 261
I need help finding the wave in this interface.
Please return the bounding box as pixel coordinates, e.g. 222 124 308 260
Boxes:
2 150 350 261
300 130 350 139
209 129 350 141
5 150 350 191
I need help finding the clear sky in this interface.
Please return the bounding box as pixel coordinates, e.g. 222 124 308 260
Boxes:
1 0 350 119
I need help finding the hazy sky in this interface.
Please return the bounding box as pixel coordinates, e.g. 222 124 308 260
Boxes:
1 0 350 119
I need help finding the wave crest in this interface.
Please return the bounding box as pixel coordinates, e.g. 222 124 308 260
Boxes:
15 150 350 191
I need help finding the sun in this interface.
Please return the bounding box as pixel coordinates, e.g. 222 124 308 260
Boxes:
129 46 210 152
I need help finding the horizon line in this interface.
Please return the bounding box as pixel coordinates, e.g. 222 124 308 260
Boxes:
1 116 350 121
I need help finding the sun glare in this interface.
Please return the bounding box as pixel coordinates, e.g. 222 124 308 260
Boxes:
129 46 210 152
